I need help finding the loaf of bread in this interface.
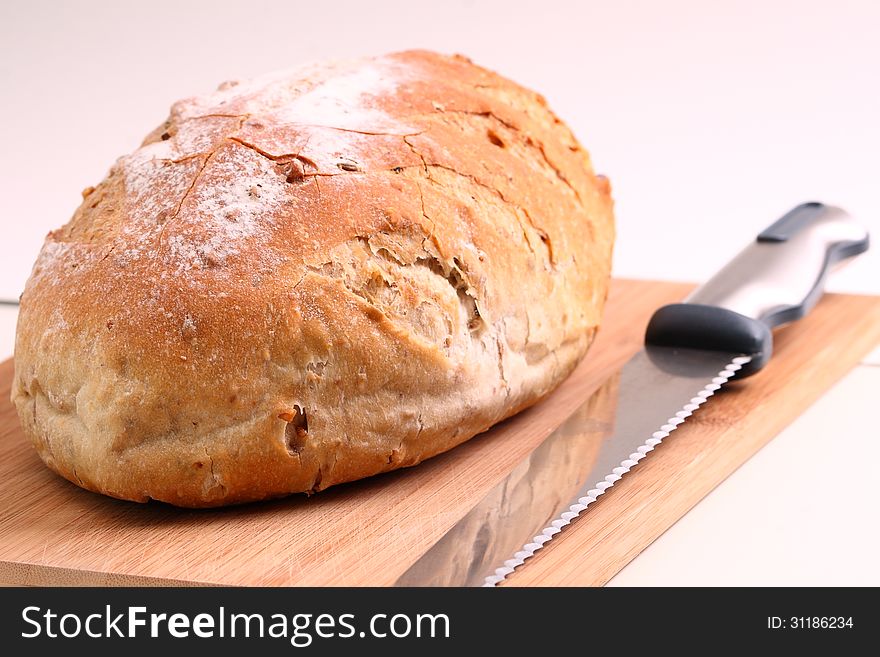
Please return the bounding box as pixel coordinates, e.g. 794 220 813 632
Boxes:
12 50 614 507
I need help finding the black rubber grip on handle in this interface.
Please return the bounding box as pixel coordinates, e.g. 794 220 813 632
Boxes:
645 305 772 377
756 202 826 242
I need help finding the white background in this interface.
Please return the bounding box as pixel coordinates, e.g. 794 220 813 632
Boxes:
1 0 878 585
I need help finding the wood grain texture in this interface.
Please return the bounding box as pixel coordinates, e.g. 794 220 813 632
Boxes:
0 279 878 586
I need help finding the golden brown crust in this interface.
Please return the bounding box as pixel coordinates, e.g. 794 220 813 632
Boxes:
12 50 614 507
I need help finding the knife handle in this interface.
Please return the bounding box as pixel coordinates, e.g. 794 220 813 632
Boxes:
645 202 869 377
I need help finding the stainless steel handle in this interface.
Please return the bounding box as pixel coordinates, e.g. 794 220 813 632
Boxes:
646 202 870 376
685 203 869 326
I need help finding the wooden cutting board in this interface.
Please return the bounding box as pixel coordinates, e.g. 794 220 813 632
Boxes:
1 279 878 586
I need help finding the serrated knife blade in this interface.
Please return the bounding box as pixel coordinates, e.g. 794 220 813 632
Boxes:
395 202 869 587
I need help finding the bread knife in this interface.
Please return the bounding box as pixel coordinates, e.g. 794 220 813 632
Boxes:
395 202 869 586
